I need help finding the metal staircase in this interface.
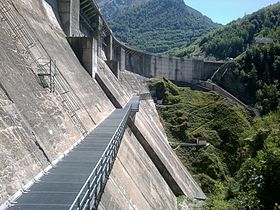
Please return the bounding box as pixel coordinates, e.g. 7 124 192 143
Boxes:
0 0 87 136
5 96 140 210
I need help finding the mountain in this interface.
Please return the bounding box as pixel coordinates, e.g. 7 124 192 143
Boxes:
96 0 151 19
97 0 220 53
175 3 280 115
169 3 280 60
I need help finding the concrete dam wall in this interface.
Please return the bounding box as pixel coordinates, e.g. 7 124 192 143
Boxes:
0 0 205 209
57 0 224 83
125 52 224 82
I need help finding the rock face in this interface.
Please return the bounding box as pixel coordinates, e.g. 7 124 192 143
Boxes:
0 0 204 209
96 0 151 19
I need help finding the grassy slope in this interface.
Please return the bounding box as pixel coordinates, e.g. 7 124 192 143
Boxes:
149 78 280 209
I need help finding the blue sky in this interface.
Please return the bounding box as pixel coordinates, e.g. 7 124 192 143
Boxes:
184 0 280 24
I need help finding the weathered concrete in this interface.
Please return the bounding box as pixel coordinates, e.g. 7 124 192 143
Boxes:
0 0 114 204
68 36 98 77
197 80 260 115
119 70 169 140
99 131 176 210
17 0 114 124
126 53 224 83
58 0 80 36
96 58 131 108
119 71 204 198
0 22 76 202
133 100 205 199
0 0 206 209
0 86 48 203
104 34 113 61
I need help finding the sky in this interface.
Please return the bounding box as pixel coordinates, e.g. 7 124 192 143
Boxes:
184 0 280 24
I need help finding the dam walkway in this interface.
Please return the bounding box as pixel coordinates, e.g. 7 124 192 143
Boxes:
7 96 140 210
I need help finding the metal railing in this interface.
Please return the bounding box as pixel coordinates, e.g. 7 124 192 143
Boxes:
69 105 132 210
0 0 34 49
37 59 56 92
0 0 87 135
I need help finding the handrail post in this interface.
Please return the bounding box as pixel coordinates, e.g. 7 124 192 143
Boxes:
50 59 52 93
87 180 91 210
77 197 81 210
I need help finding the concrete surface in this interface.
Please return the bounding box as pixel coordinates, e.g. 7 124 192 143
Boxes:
7 101 136 210
0 0 114 204
95 55 205 200
134 100 205 199
99 131 176 210
0 0 206 209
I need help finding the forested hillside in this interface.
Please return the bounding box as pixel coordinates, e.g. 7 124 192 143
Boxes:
169 3 280 60
149 78 280 210
212 43 280 114
99 0 219 53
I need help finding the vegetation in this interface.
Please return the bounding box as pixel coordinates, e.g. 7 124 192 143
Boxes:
177 195 203 210
149 78 280 210
212 43 280 114
169 3 280 60
96 0 150 19
106 0 219 53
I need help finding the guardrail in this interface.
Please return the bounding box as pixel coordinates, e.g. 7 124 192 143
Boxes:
69 104 132 210
0 96 139 210
0 0 54 90
198 80 260 116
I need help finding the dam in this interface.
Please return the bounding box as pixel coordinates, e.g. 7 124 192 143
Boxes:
0 0 215 209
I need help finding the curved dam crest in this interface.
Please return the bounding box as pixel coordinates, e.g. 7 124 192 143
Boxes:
0 0 207 209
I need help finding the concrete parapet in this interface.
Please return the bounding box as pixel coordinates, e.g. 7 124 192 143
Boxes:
125 52 224 83
198 80 249 107
198 80 260 115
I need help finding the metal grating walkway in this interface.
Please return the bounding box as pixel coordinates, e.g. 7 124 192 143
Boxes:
7 96 140 210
